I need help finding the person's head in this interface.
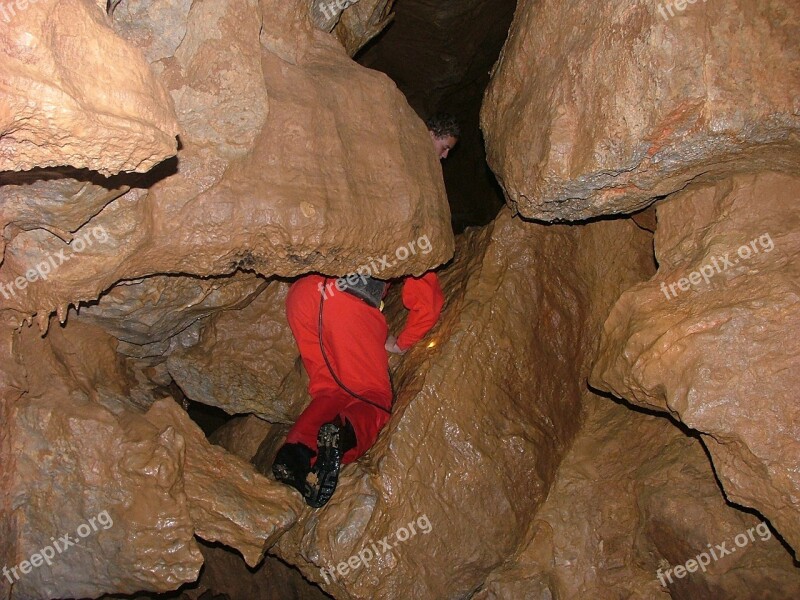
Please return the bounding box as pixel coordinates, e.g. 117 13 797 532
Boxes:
426 113 460 160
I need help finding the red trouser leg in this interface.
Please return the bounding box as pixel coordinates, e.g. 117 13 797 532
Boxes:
284 275 392 465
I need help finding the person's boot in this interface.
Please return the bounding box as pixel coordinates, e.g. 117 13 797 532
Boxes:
303 418 356 508
272 442 315 496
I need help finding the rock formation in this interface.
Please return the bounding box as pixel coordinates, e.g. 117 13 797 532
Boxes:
1 0 453 325
482 0 800 221
1 0 799 597
0 0 179 175
474 397 800 599
592 171 800 558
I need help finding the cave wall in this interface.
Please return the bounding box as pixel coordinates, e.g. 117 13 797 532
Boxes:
1 0 798 598
474 396 800 599
0 0 179 175
482 0 800 221
592 171 800 558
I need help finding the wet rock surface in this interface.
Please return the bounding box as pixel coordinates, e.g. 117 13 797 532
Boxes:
592 171 800 558
482 0 800 221
0 320 300 598
1 323 202 599
272 209 655 599
474 397 800 599
143 399 303 567
0 0 179 174
1 0 452 324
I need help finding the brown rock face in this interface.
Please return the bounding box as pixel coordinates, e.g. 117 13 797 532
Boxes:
0 316 301 597
2 324 202 599
482 0 800 221
166 281 309 421
0 0 178 174
474 397 800 599
144 399 303 567
592 171 800 557
0 0 452 325
273 209 654 599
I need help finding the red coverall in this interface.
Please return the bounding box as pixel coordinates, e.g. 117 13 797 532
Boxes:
284 272 444 464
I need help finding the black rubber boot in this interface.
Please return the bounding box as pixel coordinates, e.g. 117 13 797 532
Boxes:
272 442 315 496
304 418 356 508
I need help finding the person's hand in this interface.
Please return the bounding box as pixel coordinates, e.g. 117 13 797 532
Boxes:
385 335 406 355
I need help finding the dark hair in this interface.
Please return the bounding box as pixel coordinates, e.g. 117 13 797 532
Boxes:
425 113 461 139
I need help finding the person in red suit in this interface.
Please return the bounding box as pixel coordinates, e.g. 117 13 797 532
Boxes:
272 113 457 508
272 272 444 507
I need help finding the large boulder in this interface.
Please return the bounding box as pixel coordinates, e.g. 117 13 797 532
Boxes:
0 0 178 174
481 0 800 221
592 171 800 557
0 0 452 324
474 396 800 599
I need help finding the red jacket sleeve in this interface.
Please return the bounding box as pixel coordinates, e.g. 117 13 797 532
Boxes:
396 271 445 351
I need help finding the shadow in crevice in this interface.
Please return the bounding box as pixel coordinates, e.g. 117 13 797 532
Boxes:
588 384 800 567
0 153 179 193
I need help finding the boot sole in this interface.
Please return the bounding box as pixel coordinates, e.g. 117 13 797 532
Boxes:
304 423 342 508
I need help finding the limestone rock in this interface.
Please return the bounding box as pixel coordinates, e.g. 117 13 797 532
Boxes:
309 0 396 56
144 398 304 567
76 273 266 348
474 397 800 599
167 281 310 421
0 0 178 174
0 317 302 597
482 0 800 221
272 209 654 599
1 363 202 598
15 316 162 413
592 171 800 557
0 0 452 325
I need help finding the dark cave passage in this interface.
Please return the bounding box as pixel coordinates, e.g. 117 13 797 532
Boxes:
356 0 516 232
